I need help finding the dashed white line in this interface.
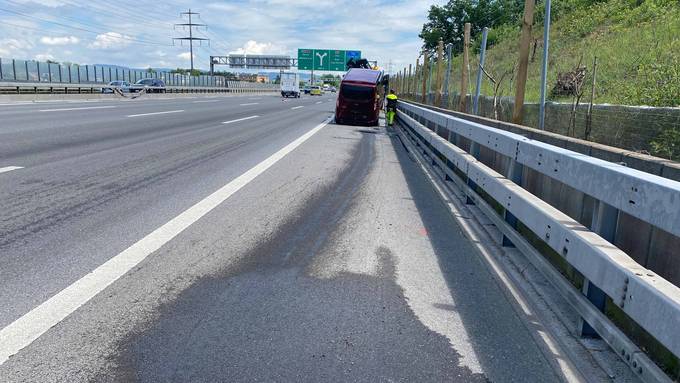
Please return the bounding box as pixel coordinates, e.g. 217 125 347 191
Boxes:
222 115 259 124
126 110 184 118
39 106 117 112
291 106 304 110
0 116 332 366
239 102 259 106
315 101 323 104
0 166 23 174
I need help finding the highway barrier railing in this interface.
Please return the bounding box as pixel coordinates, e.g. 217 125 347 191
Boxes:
0 81 278 95
396 100 680 382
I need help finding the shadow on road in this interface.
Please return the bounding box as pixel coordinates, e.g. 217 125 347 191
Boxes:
110 129 489 382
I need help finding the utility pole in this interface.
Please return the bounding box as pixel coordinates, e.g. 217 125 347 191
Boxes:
513 0 537 124
173 9 209 72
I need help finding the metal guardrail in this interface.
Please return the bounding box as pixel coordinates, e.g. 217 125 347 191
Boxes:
396 100 680 381
0 81 278 94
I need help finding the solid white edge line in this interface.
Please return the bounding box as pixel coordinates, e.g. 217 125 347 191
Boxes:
291 106 304 110
222 115 259 124
0 166 23 174
126 110 184 118
0 116 332 366
39 106 117 112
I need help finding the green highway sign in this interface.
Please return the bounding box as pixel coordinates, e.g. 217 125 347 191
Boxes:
313 49 330 70
297 49 361 72
297 49 314 70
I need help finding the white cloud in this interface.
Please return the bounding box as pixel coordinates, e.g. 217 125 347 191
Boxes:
88 32 132 49
10 0 67 7
35 53 55 61
40 36 79 46
229 40 287 55
177 52 195 60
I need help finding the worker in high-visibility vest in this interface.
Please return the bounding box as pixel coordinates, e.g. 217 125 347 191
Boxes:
385 90 398 126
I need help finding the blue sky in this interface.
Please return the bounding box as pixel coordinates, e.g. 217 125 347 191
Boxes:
0 0 443 74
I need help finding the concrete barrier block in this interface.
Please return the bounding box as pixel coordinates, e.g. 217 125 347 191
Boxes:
621 151 669 176
661 162 680 182
589 143 626 164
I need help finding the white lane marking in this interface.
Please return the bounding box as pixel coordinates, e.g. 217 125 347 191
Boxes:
239 102 259 106
126 110 184 118
0 117 332 366
222 115 259 124
291 106 304 110
39 106 116 112
192 100 221 103
0 166 23 174
315 101 323 104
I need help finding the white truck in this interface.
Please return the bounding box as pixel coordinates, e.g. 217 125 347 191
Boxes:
280 72 300 98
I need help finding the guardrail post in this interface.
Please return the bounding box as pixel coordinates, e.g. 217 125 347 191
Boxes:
465 140 481 204
580 200 619 337
502 159 523 246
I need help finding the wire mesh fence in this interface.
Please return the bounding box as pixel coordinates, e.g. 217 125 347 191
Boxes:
392 7 680 161
0 57 235 88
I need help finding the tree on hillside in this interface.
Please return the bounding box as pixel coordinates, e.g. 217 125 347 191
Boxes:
420 0 524 56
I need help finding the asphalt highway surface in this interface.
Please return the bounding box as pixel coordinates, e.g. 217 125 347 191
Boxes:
0 92 577 381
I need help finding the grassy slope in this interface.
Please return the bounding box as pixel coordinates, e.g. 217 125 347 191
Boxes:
446 0 680 107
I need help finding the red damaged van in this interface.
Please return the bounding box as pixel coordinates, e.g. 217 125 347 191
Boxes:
335 68 385 126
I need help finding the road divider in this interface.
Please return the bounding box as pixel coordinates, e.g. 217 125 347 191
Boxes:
0 116 332 367
39 106 117 112
222 115 259 124
126 110 184 118
0 166 23 174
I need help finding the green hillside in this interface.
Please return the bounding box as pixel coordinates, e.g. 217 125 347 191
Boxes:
445 0 679 107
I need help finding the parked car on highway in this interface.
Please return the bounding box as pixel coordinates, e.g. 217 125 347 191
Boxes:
335 68 385 126
102 81 130 93
130 78 166 93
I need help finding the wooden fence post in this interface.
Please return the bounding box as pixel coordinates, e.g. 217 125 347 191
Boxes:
421 53 429 103
435 39 445 106
459 23 471 112
407 64 412 97
513 0 536 124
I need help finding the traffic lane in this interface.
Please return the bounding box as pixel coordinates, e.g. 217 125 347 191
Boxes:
0 105 334 329
0 92 311 127
0 93 282 112
1 122 562 381
0 94 336 166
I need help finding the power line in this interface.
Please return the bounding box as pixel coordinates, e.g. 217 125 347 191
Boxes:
173 9 209 71
0 7 172 46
